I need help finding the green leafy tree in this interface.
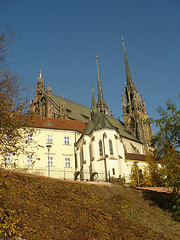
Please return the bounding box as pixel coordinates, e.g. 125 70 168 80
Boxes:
130 163 144 187
150 99 180 193
143 153 163 187
149 99 180 221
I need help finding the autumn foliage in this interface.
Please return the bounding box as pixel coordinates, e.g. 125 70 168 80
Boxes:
0 27 34 161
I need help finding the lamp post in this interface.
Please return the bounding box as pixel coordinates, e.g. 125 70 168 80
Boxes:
46 144 52 177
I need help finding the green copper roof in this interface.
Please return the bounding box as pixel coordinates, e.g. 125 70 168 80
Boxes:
51 93 91 122
51 93 140 142
106 115 140 142
82 112 140 143
83 113 115 135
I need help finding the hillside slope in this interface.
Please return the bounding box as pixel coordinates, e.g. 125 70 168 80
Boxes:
0 169 180 240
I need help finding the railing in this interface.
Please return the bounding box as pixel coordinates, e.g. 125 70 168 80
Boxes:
3 165 128 184
13 167 107 182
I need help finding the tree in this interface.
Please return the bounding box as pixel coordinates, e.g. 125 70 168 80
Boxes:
130 163 144 187
0 27 34 164
0 27 35 238
150 99 180 193
149 99 180 221
143 153 163 187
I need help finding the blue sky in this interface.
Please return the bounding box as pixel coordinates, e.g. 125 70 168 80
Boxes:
1 0 179 130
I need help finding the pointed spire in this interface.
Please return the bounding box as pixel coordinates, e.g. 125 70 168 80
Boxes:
96 56 104 103
47 82 51 92
121 37 133 88
91 86 97 120
39 69 42 79
37 69 45 91
91 86 97 112
121 94 126 115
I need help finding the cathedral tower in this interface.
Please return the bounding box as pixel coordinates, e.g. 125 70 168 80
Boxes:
96 56 109 115
30 70 68 119
121 38 153 153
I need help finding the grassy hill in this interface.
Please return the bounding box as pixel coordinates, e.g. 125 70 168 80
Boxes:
0 169 180 240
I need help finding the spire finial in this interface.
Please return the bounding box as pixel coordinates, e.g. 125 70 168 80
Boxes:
47 82 51 92
40 70 42 79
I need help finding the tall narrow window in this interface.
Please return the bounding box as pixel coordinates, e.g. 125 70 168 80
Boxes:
27 155 33 166
112 168 115 175
99 140 103 156
47 135 53 144
47 156 53 167
5 154 11 165
64 136 70 145
65 158 71 168
109 139 113 155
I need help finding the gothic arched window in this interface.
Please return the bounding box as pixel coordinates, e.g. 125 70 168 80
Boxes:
109 140 113 155
130 117 135 132
99 140 103 156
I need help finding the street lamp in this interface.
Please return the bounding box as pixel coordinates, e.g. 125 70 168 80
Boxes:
46 144 52 177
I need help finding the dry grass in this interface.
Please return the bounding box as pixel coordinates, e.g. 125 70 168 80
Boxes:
0 169 180 240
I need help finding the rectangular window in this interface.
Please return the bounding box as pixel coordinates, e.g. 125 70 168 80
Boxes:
47 135 53 144
5 154 11 165
65 157 71 168
47 156 53 167
109 140 113 155
27 155 33 166
27 133 33 143
64 136 70 145
112 168 115 175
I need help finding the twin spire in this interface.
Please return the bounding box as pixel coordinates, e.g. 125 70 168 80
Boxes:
96 56 104 104
121 37 133 88
121 37 147 115
91 56 109 118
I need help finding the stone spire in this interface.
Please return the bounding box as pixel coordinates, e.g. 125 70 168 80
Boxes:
121 37 133 88
46 82 51 96
37 69 45 91
121 38 153 153
96 56 109 114
96 56 104 103
91 86 97 120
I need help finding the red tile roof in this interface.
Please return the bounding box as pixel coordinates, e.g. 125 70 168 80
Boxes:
29 117 86 133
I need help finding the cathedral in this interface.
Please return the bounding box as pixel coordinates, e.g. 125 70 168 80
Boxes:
30 39 153 154
29 39 154 181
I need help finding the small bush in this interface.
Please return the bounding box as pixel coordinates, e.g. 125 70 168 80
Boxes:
172 194 180 222
0 209 21 239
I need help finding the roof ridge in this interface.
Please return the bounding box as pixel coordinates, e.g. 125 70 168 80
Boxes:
51 93 90 110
